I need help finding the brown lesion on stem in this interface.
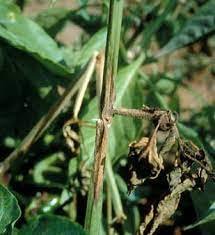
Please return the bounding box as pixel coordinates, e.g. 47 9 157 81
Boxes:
93 120 106 200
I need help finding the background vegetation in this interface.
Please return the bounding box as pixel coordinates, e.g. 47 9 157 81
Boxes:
0 0 214 234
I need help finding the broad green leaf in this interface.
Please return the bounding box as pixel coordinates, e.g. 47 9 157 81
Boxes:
191 181 215 235
35 8 70 37
19 215 86 235
0 0 70 76
185 201 215 230
63 28 107 69
109 54 145 162
35 7 102 36
75 28 107 67
0 184 21 234
0 45 62 142
157 0 215 57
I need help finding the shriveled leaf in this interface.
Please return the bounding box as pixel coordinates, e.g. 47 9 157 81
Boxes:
157 0 215 57
0 0 70 76
0 184 21 234
19 214 86 235
142 133 164 176
139 178 195 235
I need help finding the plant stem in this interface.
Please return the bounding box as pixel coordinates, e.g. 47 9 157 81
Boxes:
106 155 126 222
84 0 124 234
106 180 113 235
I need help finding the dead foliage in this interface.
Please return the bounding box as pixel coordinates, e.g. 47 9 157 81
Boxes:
126 107 214 235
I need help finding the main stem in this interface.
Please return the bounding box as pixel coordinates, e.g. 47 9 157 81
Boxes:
84 0 123 234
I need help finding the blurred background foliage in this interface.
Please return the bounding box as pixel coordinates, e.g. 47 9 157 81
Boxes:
0 0 214 234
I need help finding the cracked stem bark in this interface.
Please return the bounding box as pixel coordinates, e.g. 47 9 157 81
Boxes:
84 0 124 234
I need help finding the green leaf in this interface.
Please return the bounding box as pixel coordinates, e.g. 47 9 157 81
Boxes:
33 152 67 187
35 7 102 36
63 28 107 70
110 54 145 162
143 0 177 49
123 205 140 235
75 28 107 67
177 122 202 147
35 8 70 37
0 45 62 142
0 0 70 76
190 181 215 235
19 214 86 235
157 0 215 57
185 201 215 230
0 184 21 234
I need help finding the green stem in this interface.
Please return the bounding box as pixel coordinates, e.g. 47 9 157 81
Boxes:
106 180 113 235
84 0 124 234
106 155 126 222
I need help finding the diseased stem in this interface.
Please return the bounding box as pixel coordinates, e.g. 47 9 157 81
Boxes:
113 107 167 119
84 0 124 234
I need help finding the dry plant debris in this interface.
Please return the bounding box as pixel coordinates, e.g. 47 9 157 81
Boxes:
123 106 214 235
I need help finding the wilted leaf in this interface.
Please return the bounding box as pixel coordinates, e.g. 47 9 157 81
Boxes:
139 177 195 235
0 184 21 234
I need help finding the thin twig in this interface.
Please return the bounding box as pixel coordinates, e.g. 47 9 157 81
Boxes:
113 107 166 119
73 52 98 119
95 51 105 109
